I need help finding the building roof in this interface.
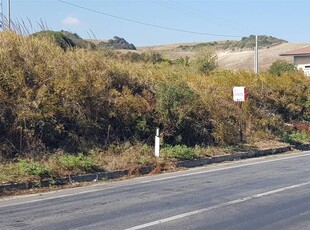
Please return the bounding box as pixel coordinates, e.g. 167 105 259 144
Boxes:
280 46 310 56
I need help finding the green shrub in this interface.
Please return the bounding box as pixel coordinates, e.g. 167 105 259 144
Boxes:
161 145 199 160
174 56 191 67
268 60 296 76
18 159 52 177
194 48 218 74
282 131 310 144
57 153 94 171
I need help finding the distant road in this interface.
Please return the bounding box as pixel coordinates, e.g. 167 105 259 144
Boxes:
1 151 310 230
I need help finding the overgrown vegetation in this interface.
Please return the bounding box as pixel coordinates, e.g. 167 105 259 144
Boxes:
0 31 309 184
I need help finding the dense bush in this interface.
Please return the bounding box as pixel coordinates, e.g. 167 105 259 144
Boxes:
268 60 297 76
0 32 309 160
156 77 214 146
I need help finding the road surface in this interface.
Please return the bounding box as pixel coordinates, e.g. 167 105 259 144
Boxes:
1 151 310 230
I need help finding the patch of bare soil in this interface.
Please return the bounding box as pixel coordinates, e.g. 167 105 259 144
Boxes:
249 140 291 150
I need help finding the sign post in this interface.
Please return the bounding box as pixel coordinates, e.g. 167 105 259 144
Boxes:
233 87 247 143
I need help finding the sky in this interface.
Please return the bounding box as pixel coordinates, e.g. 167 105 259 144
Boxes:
3 0 310 46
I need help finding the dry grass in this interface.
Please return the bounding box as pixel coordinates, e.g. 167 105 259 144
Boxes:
0 162 40 184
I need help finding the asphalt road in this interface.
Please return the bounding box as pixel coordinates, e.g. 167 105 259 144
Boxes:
1 151 310 230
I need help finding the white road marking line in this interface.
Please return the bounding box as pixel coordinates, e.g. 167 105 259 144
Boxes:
1 152 310 207
125 180 310 230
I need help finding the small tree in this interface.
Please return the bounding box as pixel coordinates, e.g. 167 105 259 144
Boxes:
268 60 296 76
149 51 164 64
194 48 218 74
174 56 191 67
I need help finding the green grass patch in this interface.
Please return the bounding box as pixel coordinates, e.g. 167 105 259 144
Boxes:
161 145 199 160
18 159 52 178
282 131 310 144
56 153 95 172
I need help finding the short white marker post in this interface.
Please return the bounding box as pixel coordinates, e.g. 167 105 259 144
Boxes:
155 128 160 157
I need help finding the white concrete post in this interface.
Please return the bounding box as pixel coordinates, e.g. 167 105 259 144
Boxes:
254 35 259 74
155 127 160 157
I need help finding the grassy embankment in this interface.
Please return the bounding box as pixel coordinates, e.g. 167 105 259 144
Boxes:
0 31 310 184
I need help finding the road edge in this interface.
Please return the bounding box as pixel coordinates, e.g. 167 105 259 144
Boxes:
1 144 309 193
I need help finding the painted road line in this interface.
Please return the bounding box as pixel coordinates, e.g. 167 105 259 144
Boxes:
125 180 310 230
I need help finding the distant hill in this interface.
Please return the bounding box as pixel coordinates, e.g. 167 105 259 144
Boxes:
61 31 96 49
32 31 136 51
176 35 288 51
31 30 95 50
97 36 136 50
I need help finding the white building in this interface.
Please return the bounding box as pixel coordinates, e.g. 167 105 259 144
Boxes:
280 46 310 76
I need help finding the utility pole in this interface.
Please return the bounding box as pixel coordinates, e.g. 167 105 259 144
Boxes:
7 0 10 30
0 0 3 30
254 35 258 74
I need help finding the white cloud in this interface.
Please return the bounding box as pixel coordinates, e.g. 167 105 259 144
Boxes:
62 16 81 26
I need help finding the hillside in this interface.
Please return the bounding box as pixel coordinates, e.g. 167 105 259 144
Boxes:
138 40 309 70
217 43 310 70
31 30 95 50
32 31 135 50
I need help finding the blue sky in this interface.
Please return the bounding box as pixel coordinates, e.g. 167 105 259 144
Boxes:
4 0 310 46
